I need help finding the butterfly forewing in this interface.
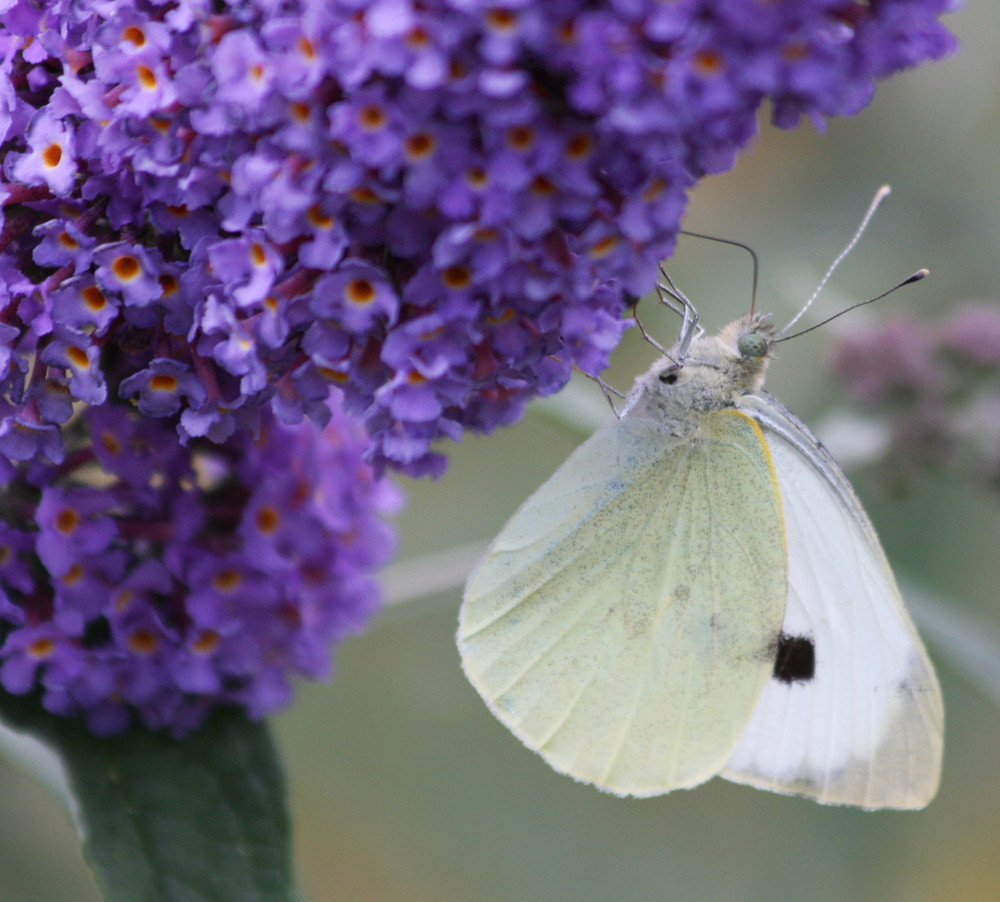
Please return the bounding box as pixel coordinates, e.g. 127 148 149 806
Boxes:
722 394 944 809
460 409 788 797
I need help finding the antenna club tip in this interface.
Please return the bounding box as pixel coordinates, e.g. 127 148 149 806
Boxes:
876 184 892 198
906 268 929 285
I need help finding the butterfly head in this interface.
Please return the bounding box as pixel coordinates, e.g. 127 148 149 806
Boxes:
719 313 778 364
681 312 776 388
626 313 776 421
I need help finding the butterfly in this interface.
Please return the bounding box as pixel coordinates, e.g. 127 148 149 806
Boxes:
457 203 943 809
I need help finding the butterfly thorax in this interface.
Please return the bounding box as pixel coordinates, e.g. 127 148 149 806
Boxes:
622 314 776 431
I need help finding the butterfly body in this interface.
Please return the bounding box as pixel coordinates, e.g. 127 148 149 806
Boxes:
459 312 943 809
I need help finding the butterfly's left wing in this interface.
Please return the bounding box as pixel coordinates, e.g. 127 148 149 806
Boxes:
722 393 944 809
460 410 788 797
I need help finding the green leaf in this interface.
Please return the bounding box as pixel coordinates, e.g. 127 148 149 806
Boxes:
0 694 297 902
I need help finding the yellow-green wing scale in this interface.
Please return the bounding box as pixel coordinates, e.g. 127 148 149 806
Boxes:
459 408 788 797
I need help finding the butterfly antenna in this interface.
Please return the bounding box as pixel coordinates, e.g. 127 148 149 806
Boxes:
775 269 928 343
678 229 759 316
778 185 892 339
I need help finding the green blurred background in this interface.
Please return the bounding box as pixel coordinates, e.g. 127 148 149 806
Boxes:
3 4 999 901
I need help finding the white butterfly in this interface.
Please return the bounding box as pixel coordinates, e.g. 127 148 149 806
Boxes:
458 207 943 809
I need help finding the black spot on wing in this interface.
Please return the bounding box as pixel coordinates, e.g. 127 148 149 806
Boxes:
772 633 815 684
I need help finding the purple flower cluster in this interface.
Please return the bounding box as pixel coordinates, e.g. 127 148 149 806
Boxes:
0 398 399 735
832 304 1000 493
0 0 956 476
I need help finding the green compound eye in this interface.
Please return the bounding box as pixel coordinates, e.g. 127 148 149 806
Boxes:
737 331 768 359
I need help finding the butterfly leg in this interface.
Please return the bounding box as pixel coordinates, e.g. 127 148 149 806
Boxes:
649 266 704 360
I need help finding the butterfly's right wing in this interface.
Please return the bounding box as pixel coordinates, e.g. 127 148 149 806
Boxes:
459 409 787 797
723 393 943 809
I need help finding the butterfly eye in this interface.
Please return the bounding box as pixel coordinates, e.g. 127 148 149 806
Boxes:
737 331 769 359
658 367 680 385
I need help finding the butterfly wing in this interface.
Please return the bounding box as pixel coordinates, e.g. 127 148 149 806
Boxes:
459 408 787 797
722 393 944 809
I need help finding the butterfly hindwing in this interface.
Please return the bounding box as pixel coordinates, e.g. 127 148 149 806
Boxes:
722 393 944 809
460 409 788 797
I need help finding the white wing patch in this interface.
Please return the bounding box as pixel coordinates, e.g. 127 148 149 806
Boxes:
722 394 944 809
460 411 787 797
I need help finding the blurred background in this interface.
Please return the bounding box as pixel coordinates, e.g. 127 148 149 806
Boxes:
2 4 998 901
